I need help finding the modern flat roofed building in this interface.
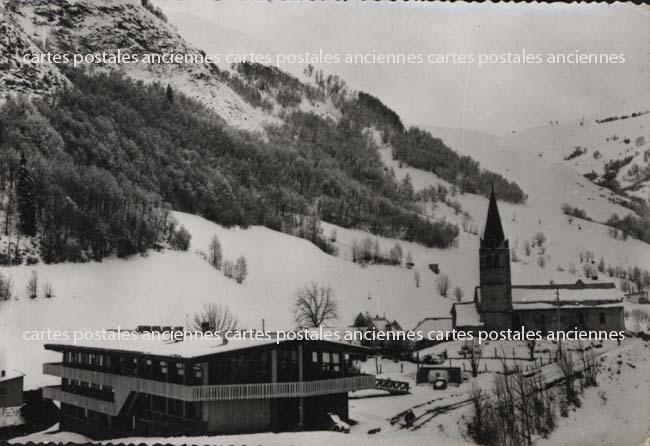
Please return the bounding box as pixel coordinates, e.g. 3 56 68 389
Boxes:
42 332 374 439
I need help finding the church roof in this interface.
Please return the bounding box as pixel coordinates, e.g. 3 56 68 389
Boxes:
482 188 505 245
510 286 623 305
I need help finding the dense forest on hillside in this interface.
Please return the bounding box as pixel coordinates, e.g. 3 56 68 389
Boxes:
0 68 461 262
391 128 527 203
0 114 185 264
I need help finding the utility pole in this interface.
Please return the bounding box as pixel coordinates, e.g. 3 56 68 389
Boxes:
556 286 562 361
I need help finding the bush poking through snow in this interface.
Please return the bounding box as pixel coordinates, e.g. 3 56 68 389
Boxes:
169 225 191 251
223 260 234 279
532 232 547 247
27 271 38 299
42 282 54 299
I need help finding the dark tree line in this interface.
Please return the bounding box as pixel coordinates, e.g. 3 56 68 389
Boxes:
391 127 527 204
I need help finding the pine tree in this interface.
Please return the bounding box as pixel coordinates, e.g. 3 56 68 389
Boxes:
166 84 174 102
208 235 222 269
16 153 36 236
234 255 248 284
353 312 368 327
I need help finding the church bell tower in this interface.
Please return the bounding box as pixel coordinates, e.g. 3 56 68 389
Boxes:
478 188 513 327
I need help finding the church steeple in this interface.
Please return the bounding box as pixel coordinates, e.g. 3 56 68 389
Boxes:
478 186 512 323
482 187 505 247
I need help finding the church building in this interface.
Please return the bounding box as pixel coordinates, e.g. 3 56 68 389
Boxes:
451 189 625 333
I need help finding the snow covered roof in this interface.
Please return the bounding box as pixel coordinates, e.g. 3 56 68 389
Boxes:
368 317 403 332
452 303 483 328
512 302 624 311
511 286 623 304
412 318 453 334
0 369 24 384
45 331 370 359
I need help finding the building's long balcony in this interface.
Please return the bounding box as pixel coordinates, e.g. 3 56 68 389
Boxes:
43 363 376 416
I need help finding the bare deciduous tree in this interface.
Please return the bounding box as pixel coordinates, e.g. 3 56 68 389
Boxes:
436 274 450 297
208 234 222 270
466 339 482 378
557 343 579 406
631 308 649 333
293 282 339 328
193 303 239 333
453 286 464 302
234 255 248 284
0 272 13 301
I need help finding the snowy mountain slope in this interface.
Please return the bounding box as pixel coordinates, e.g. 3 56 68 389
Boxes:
380 125 650 282
2 0 349 134
501 112 650 202
0 18 69 96
2 0 275 133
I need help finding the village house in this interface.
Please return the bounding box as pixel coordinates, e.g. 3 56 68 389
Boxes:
0 368 25 430
411 317 453 349
361 315 407 354
0 369 23 409
452 189 625 333
41 329 374 439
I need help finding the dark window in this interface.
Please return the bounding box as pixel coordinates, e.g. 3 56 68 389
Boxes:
599 312 606 324
578 313 585 325
322 352 331 372
332 353 340 372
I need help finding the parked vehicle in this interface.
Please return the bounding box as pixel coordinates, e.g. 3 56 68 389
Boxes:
329 413 350 433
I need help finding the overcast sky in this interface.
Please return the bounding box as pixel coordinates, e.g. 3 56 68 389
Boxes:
153 0 650 135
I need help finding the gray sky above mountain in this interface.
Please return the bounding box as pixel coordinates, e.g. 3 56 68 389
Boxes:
154 0 650 135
